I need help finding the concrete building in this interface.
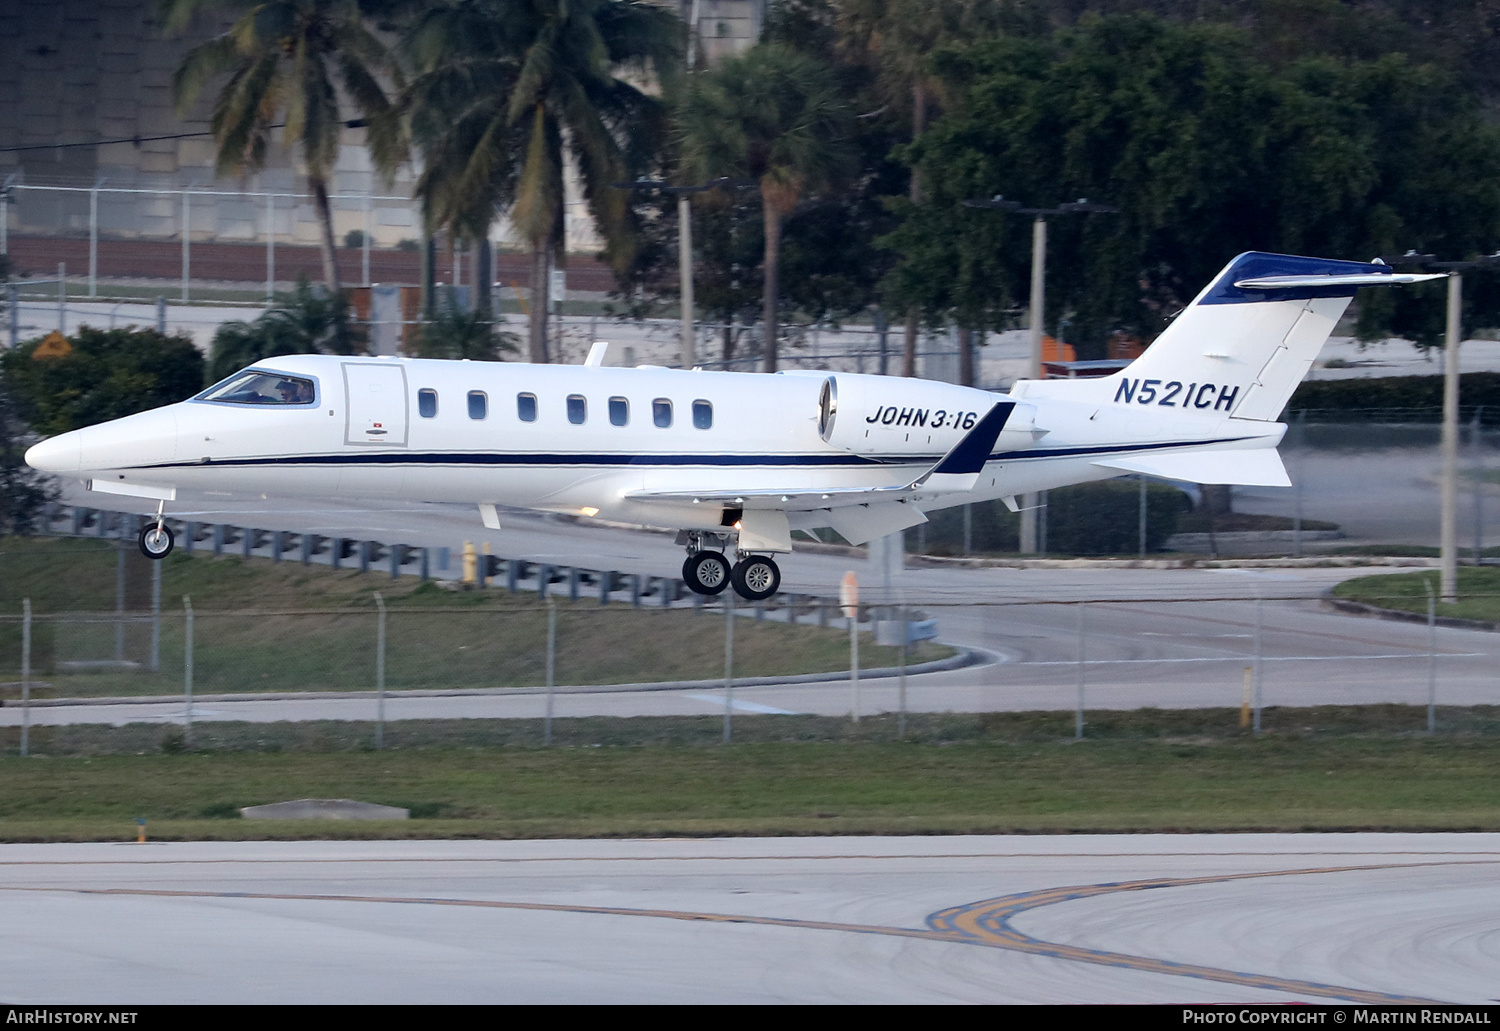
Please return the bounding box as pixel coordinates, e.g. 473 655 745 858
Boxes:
0 0 766 254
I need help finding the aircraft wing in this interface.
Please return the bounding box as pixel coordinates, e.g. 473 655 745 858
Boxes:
622 401 1017 511
1092 447 1291 487
622 401 1016 546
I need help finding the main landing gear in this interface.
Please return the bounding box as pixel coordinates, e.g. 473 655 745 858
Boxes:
680 533 781 601
137 500 175 560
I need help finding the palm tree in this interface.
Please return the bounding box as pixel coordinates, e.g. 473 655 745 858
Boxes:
404 0 682 363
679 44 854 373
207 279 364 380
163 0 407 294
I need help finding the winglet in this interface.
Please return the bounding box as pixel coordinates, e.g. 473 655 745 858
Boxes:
915 401 1015 484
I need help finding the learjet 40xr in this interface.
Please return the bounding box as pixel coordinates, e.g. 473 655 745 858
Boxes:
25 251 1440 600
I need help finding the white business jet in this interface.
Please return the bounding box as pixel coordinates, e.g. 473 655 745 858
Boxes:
25 251 1439 600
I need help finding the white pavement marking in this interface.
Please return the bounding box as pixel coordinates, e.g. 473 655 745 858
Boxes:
681 693 798 715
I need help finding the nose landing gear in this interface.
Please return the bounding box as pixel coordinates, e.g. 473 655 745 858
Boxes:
137 500 175 560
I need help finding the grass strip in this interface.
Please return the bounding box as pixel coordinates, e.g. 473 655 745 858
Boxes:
0 537 949 696
1332 567 1500 623
1 707 1498 840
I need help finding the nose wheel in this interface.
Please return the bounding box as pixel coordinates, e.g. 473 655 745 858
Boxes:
730 555 780 601
138 522 175 560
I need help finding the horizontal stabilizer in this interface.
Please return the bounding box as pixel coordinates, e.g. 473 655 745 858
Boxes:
1093 448 1291 487
1235 272 1444 290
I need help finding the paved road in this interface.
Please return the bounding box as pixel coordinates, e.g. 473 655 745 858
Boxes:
1 834 1494 1004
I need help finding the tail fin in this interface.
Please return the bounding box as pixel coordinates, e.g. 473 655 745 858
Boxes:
1022 252 1441 421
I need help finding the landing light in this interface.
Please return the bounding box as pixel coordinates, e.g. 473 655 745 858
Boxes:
580 507 600 517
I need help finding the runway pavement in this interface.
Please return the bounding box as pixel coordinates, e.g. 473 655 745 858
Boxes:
1 834 1495 1004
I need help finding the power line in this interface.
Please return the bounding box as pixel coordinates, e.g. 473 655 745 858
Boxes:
0 120 369 157
0 130 217 155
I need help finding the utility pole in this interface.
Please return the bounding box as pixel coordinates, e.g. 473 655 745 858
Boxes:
1385 250 1500 604
962 196 1116 552
612 177 756 369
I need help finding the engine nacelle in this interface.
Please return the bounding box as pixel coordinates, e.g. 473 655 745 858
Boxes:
816 375 1038 459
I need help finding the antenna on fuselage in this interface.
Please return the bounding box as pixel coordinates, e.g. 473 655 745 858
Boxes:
584 341 609 367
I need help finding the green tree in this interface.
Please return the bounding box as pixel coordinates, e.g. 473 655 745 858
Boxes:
835 0 1045 374
884 14 1500 355
403 0 682 363
0 255 59 535
409 297 519 360
163 0 407 294
679 44 856 372
1 328 205 436
208 280 365 381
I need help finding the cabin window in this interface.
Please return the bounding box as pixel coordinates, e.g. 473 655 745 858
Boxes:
517 393 537 422
197 371 316 406
692 400 713 430
609 396 629 427
468 391 488 420
567 394 587 424
652 398 673 428
418 389 438 418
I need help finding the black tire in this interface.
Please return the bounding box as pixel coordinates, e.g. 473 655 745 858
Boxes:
730 555 780 601
138 523 174 560
683 551 731 595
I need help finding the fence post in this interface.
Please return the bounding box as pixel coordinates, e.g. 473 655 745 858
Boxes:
1138 476 1147 558
149 552 161 672
1293 409 1306 558
265 192 275 303
183 595 194 748
1426 579 1437 734
363 190 372 287
545 597 556 747
1075 602 1087 739
57 261 65 332
1473 408 1485 565
1252 593 1263 734
88 180 99 298
156 296 166 335
8 283 17 348
375 592 386 750
723 591 735 743
849 610 860 723
181 188 190 302
897 598 907 740
20 599 31 758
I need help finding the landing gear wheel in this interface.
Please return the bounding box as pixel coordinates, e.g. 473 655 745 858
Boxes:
138 523 174 560
731 555 780 601
683 551 731 595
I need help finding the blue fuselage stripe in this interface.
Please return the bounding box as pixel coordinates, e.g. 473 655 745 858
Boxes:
138 437 1254 472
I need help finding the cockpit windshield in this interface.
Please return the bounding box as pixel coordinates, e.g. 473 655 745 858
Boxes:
198 371 316 406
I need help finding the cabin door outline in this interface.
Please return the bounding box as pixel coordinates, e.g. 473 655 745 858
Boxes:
343 362 410 447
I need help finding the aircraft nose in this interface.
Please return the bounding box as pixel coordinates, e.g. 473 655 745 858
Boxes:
25 431 83 475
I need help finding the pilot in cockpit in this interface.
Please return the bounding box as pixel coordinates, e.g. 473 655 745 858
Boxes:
277 379 311 404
